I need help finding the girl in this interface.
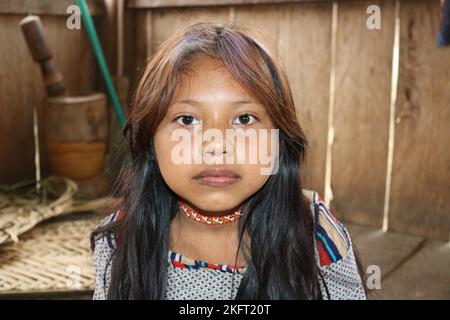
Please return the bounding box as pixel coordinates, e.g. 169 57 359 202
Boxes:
91 22 367 300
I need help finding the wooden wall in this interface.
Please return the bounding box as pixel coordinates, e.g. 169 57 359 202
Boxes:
389 0 450 241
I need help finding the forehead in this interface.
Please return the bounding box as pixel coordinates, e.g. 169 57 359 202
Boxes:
174 55 253 101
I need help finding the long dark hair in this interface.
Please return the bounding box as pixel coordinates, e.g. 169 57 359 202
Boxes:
93 22 333 299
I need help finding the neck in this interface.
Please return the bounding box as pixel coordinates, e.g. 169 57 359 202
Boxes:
169 201 250 267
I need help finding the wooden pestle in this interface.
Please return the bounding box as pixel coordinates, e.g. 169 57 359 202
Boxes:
20 15 66 97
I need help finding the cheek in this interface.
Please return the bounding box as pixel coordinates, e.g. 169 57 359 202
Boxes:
233 131 276 193
234 129 278 171
154 128 195 191
240 163 271 191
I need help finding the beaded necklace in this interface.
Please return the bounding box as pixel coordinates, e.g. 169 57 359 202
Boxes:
177 200 243 225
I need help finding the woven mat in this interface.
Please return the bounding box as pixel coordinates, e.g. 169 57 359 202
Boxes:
0 176 108 245
0 216 99 294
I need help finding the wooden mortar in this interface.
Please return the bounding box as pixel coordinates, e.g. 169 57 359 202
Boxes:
44 92 108 179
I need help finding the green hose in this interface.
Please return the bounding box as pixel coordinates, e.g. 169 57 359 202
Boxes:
77 0 126 129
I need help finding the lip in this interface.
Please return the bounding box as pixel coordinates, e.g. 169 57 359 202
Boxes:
193 168 241 188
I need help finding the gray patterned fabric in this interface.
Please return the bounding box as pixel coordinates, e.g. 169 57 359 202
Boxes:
165 263 243 300
92 191 366 300
92 231 366 300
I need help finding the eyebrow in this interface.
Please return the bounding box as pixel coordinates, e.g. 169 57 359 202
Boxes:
173 99 258 106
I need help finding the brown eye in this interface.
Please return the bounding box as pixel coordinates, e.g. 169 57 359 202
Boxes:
175 115 201 126
233 114 257 125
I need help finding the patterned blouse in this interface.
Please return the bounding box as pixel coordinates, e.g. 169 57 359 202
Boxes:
92 190 367 300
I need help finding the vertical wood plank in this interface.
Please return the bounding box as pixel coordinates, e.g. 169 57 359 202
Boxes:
135 10 153 71
331 0 395 227
278 2 332 193
0 15 36 183
389 0 450 241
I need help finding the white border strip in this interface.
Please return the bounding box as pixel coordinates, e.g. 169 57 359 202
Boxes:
382 0 401 232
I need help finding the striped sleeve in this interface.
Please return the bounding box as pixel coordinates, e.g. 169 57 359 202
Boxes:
312 192 351 266
304 190 366 300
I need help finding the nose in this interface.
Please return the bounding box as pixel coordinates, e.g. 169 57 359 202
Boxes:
200 125 235 165
202 129 234 157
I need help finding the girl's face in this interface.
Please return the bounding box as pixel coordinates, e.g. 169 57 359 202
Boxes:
153 55 276 215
